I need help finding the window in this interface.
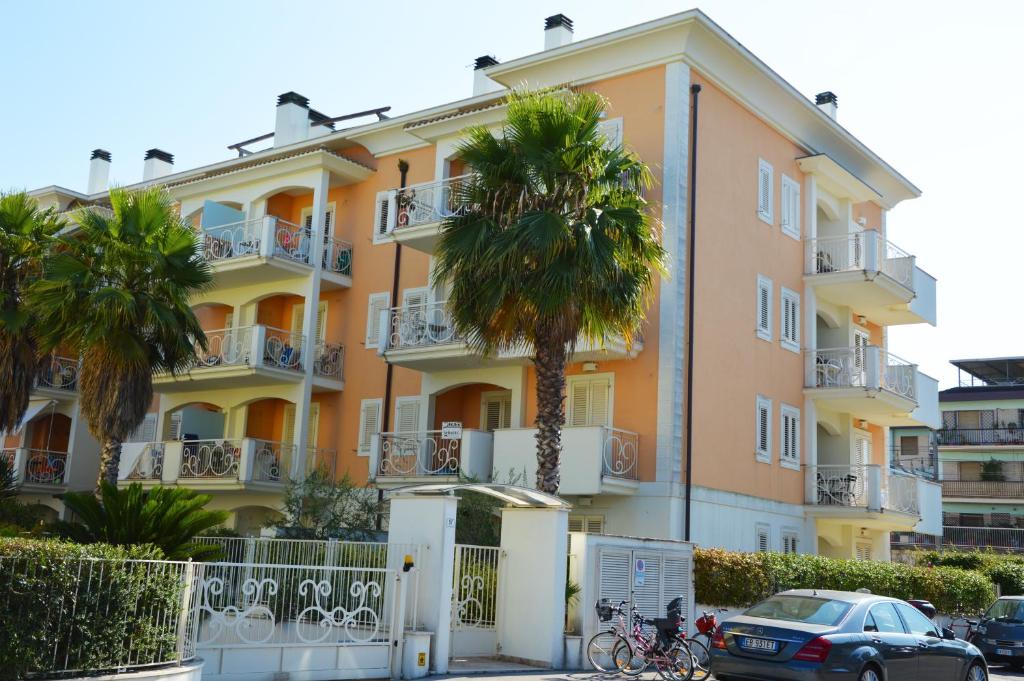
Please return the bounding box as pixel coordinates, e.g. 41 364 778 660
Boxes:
373 190 395 243
894 603 938 637
394 397 422 434
745 595 852 626
357 398 382 454
866 603 905 633
291 301 328 347
853 328 870 381
756 395 772 462
567 375 612 427
597 117 624 148
780 175 801 239
854 433 872 467
282 403 320 450
167 411 183 440
756 524 770 552
780 287 800 352
402 287 429 311
568 515 605 534
365 292 391 349
756 275 772 341
757 159 774 224
782 531 799 555
481 391 512 431
301 202 335 235
780 404 800 469
128 413 157 443
855 542 873 561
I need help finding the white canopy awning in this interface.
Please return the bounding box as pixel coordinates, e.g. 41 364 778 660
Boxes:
16 399 55 433
385 482 570 508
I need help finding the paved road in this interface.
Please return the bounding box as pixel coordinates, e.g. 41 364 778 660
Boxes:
992 665 1024 681
435 666 1024 681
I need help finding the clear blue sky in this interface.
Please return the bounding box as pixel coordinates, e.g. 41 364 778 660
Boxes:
2 0 1021 387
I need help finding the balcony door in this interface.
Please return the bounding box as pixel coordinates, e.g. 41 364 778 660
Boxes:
481 391 512 432
853 329 870 386
567 375 612 428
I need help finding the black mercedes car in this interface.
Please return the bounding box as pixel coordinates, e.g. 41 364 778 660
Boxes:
710 589 987 680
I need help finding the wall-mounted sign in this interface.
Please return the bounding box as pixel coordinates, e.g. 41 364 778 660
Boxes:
441 421 463 440
634 558 647 587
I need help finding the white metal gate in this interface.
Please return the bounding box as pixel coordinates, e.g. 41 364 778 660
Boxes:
450 543 500 658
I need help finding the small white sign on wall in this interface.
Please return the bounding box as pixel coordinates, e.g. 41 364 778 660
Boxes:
634 558 647 587
441 421 463 440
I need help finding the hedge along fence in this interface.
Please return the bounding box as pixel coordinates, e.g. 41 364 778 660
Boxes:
694 548 995 615
917 550 1024 598
0 538 192 681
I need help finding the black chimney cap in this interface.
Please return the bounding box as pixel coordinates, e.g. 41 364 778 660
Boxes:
474 55 499 70
815 91 838 106
144 148 174 164
277 91 310 108
545 14 574 31
90 149 111 162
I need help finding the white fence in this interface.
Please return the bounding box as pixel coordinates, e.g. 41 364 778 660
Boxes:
806 231 915 289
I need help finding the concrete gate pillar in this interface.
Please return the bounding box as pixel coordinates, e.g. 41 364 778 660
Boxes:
497 505 569 668
387 494 458 674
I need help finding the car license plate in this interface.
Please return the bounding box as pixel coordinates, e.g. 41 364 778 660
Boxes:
740 637 778 652
998 648 1015 657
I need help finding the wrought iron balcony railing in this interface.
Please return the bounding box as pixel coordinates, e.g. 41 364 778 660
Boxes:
36 355 80 392
937 428 1024 447
201 216 353 275
807 346 917 401
805 231 914 289
806 463 919 515
383 301 462 352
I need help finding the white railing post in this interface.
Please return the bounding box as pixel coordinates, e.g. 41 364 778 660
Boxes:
238 438 256 482
252 325 267 368
867 465 882 511
175 561 197 662
369 433 381 479
377 309 391 356
862 229 879 272
865 346 882 391
12 448 27 484
805 464 817 504
390 570 409 680
162 441 184 484
259 216 275 257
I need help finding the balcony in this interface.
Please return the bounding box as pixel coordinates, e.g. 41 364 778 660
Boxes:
893 526 1024 554
805 464 920 527
492 426 640 496
380 301 640 371
937 428 1024 448
942 480 1024 499
200 216 353 290
153 325 307 392
806 347 939 427
368 429 494 487
33 355 80 398
119 438 294 489
805 232 936 326
378 175 470 253
312 342 345 391
2 447 69 491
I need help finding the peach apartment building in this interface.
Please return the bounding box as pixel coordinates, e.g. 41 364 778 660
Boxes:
11 9 942 560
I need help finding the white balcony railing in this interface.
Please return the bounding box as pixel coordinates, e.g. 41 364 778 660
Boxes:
184 325 305 373
808 346 917 402
178 439 243 480
313 342 345 381
392 174 473 232
36 355 79 392
806 231 915 289
124 442 165 481
202 217 352 276
383 301 462 352
806 463 919 515
250 440 296 483
121 438 297 485
376 430 461 477
23 448 69 485
602 427 639 481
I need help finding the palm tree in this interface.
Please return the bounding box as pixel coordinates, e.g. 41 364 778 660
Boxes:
56 482 229 560
31 187 211 491
432 90 667 494
0 192 64 434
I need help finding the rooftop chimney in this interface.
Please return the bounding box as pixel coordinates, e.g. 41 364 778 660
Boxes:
275 91 311 146
544 14 574 50
87 149 111 194
308 108 335 139
142 149 174 181
815 91 838 120
473 55 501 96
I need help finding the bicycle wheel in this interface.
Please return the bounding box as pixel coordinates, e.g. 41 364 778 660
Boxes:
586 631 631 673
655 641 694 681
617 637 648 676
685 638 711 681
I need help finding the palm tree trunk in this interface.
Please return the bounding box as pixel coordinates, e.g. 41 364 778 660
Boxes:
533 334 567 494
95 436 122 493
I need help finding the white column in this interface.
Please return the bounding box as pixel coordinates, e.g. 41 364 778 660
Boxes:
497 506 568 668
387 494 458 674
292 171 328 477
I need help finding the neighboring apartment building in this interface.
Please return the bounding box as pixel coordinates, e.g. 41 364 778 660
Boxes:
12 9 942 558
894 358 1024 553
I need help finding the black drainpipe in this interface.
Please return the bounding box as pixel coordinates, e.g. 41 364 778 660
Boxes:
683 84 701 542
377 159 408 529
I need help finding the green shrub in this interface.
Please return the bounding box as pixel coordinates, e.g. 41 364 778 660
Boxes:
987 562 1024 596
694 548 994 614
0 538 187 680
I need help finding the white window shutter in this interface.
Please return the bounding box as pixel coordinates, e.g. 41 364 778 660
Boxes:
757 527 770 552
315 302 328 346
304 213 313 229
373 190 396 238
756 276 772 340
586 517 605 534
856 543 872 561
663 556 691 626
756 396 771 461
569 381 590 427
291 304 305 336
568 518 585 532
324 210 333 234
757 159 773 223
282 404 296 446
597 549 631 608
395 399 421 433
129 413 157 442
403 287 428 311
366 293 390 348
169 411 183 440
358 399 381 452
483 392 512 431
589 378 611 427
781 176 800 238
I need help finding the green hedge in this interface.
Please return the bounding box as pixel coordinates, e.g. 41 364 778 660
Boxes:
0 538 187 681
916 550 1024 596
694 548 994 614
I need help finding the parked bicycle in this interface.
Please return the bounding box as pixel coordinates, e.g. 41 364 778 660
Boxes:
586 599 696 680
